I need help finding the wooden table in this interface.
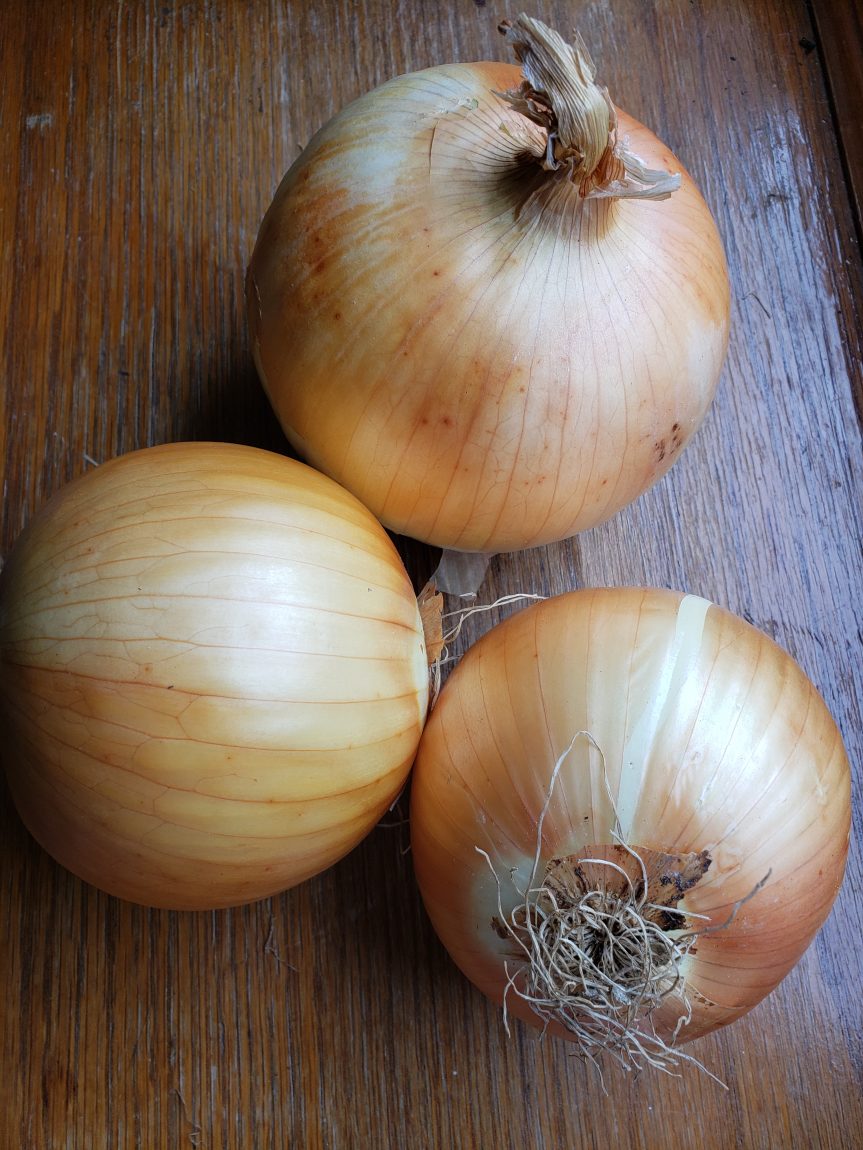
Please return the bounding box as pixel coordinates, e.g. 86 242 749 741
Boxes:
2 2 861 1146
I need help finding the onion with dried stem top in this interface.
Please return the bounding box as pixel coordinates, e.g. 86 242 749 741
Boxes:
0 443 431 909
247 14 730 552
410 589 850 1073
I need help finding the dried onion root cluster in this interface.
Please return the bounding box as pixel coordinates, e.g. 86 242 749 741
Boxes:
488 846 702 1071
479 740 714 1074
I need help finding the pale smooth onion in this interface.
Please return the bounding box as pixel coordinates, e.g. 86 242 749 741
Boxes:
0 442 430 909
410 588 850 1067
247 15 730 552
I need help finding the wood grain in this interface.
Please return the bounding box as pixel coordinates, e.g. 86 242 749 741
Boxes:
809 0 863 422
1 2 861 1148
811 1 863 247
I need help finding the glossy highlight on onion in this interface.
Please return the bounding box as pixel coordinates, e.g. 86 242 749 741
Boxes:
247 15 730 552
0 442 430 909
410 589 850 1068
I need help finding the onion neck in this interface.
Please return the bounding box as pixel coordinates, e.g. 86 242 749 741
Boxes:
498 15 681 201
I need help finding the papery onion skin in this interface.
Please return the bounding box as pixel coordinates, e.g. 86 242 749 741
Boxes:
247 47 730 552
0 443 429 910
410 588 850 1044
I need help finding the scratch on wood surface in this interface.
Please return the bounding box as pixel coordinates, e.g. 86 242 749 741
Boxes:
171 1088 203 1147
742 290 772 318
265 916 298 972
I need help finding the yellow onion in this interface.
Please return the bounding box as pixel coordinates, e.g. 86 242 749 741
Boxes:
247 15 730 552
410 589 850 1068
0 442 429 909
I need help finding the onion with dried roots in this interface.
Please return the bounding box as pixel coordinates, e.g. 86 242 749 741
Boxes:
247 15 730 553
410 589 850 1072
0 442 430 909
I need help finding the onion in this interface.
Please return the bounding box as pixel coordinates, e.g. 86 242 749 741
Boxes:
410 589 850 1069
0 442 430 909
247 15 730 552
